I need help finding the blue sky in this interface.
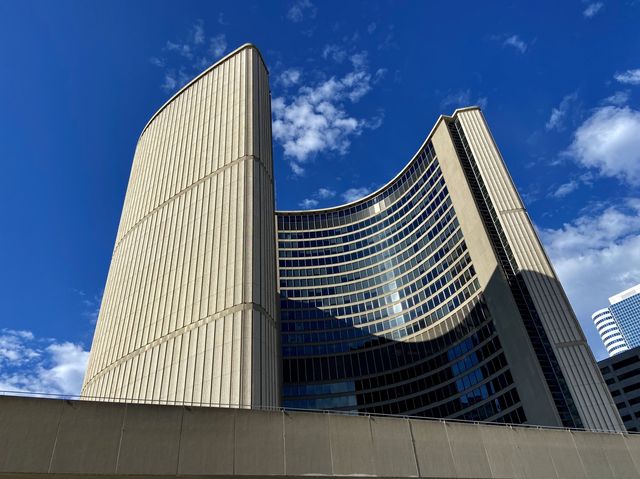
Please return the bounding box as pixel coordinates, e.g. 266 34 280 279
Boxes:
1 0 639 395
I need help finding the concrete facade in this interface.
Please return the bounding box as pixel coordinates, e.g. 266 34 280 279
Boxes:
82 44 279 408
1 395 639 479
452 109 622 431
83 43 621 432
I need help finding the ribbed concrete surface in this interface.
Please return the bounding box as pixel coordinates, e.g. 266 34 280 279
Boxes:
82 44 279 408
455 108 624 432
1 395 639 478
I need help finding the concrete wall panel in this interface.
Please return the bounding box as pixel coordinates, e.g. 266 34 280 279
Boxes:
0 396 62 473
329 414 375 476
573 431 616 479
233 409 284 476
284 412 332 476
370 417 419 477
50 400 125 475
116 404 183 475
178 407 235 475
538 429 585 479
478 425 524 479
511 427 558 478
409 419 457 478
446 422 493 478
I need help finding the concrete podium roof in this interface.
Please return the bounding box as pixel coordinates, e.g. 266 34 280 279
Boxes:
1 395 639 478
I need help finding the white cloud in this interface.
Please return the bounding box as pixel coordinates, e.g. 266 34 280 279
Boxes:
317 187 336 199
149 56 165 68
551 180 580 198
441 89 488 110
503 35 528 53
151 22 227 93
299 198 319 208
614 69 640 85
546 92 578 131
272 52 384 174
287 0 317 22
278 68 302 88
166 40 193 59
323 44 348 63
583 2 604 17
566 105 640 185
193 20 205 45
342 187 373 203
539 199 640 359
602 90 630 106
208 34 227 58
0 329 89 396
367 22 377 34
298 187 337 208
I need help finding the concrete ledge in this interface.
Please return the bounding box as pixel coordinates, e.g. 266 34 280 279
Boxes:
1 395 639 478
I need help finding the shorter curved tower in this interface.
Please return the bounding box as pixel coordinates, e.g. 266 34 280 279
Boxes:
82 45 279 408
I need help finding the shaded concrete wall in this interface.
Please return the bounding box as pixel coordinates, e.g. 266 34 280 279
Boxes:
455 108 623 432
82 44 279 408
1 395 640 478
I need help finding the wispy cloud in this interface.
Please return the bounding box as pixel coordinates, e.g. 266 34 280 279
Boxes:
583 2 604 17
441 89 488 110
602 90 630 106
342 186 373 203
549 173 593 199
298 187 337 208
614 69 640 85
299 198 319 208
286 0 317 22
73 289 103 324
546 92 579 131
551 180 580 198
565 105 640 185
503 35 528 53
150 21 228 93
0 329 89 396
278 68 302 88
272 51 385 175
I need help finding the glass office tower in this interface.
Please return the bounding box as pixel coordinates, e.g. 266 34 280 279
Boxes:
84 44 623 432
594 284 640 357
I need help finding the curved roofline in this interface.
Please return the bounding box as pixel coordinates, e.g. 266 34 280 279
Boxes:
140 43 268 138
276 106 482 215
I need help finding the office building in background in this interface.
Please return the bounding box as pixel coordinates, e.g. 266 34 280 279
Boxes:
82 44 623 432
593 284 640 357
599 346 640 431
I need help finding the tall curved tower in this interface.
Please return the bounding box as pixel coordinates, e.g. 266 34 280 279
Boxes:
82 45 279 408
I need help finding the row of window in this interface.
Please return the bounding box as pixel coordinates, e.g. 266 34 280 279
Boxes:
279 219 461 283
279 192 452 269
278 142 437 230
281 266 476 345
278 168 445 254
281 279 481 356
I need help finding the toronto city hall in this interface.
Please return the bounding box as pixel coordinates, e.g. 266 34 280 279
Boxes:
81 44 624 432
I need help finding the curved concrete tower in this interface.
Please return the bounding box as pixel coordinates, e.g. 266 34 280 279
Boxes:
82 45 279 408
